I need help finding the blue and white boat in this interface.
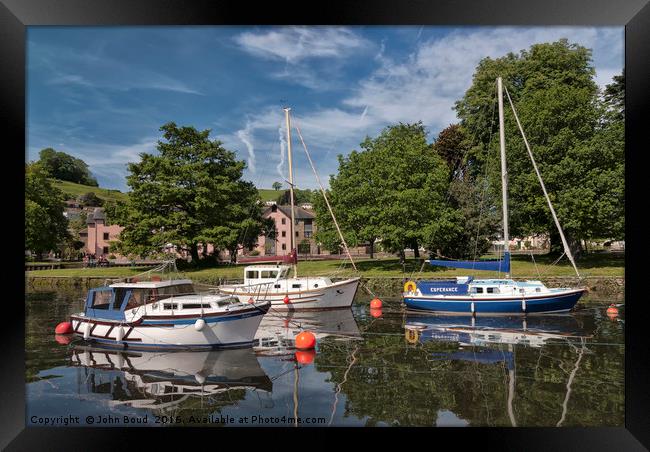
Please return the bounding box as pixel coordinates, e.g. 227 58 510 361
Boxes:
403 77 586 315
70 278 271 350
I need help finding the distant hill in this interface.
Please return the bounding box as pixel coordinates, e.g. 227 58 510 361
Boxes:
51 179 128 203
258 188 281 202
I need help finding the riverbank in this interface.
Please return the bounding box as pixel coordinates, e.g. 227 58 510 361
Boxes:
26 274 624 301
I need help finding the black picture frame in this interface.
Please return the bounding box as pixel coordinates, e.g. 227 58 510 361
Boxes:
5 0 648 448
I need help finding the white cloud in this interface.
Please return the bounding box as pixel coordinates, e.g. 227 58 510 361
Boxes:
234 27 370 63
236 121 257 174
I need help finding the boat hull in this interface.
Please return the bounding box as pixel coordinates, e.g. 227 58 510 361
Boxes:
403 289 586 315
70 303 270 350
221 278 360 310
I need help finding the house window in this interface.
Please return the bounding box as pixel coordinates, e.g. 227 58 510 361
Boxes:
295 231 299 237
103 246 109 254
281 231 286 237
281 244 286 250
304 231 312 238
103 232 109 240
281 218 286 225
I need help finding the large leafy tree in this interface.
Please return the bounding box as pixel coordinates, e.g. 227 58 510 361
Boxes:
317 122 452 261
432 124 500 258
25 162 70 257
37 148 98 186
114 122 265 263
455 39 623 254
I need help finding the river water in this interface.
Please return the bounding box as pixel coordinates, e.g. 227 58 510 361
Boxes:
25 288 624 427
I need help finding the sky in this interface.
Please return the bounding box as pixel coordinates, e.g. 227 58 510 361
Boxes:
26 26 624 192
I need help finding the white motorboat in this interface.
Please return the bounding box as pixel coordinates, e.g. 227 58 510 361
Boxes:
70 278 270 350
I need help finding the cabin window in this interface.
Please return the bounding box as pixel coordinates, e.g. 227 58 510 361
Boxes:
292 284 301 289
246 271 259 279
487 287 499 294
90 290 112 309
181 303 211 309
217 297 239 307
163 303 179 310
261 270 278 278
474 287 483 294
274 284 281 288
314 284 318 288
535 288 541 292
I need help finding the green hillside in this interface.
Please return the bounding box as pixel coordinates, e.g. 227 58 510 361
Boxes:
51 179 128 203
258 188 281 202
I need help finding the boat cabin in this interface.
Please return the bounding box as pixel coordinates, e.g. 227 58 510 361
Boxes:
243 265 291 286
84 279 196 320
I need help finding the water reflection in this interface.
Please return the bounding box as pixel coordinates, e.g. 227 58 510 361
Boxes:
69 346 272 411
26 288 624 427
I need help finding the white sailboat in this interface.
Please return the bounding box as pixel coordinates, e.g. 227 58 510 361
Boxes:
218 108 360 309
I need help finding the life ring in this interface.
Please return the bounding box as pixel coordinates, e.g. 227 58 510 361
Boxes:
405 328 420 344
403 281 417 293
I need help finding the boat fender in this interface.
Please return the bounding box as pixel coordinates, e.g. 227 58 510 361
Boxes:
195 372 206 384
522 299 526 312
115 326 124 342
404 281 417 293
194 318 206 331
83 322 91 340
470 302 475 314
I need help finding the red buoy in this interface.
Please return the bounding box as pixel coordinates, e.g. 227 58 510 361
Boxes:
370 308 382 318
55 321 73 334
295 331 316 349
283 295 291 304
295 349 316 365
606 304 619 316
55 334 72 345
370 298 383 309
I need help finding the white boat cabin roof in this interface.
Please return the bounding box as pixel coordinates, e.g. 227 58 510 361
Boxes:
109 279 194 289
244 264 291 273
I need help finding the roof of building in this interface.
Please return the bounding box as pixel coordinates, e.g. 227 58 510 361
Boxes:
86 207 106 224
265 205 315 220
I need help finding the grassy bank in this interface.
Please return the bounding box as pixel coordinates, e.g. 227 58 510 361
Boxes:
51 179 128 203
26 253 624 280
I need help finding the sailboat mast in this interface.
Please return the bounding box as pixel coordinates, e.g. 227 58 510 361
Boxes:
497 77 510 276
284 107 298 278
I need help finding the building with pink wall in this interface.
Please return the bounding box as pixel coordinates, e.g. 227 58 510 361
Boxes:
255 205 318 256
80 208 124 257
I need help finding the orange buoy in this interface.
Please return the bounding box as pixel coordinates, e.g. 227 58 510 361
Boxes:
370 298 383 309
54 334 72 345
370 308 382 318
283 295 291 304
606 304 619 316
55 321 73 334
295 331 316 349
295 349 316 365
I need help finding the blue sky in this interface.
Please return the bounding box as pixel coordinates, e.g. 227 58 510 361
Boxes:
26 26 623 192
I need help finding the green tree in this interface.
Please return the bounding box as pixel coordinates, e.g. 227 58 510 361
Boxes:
113 122 266 263
431 124 500 258
275 188 315 206
38 148 98 186
25 162 70 257
318 123 451 262
455 39 621 255
77 192 104 207
272 181 282 191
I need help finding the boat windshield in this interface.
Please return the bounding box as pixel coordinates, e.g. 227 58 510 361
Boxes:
124 284 196 309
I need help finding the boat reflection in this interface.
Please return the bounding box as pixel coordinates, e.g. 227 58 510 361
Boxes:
404 313 591 348
254 308 361 354
69 345 272 411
